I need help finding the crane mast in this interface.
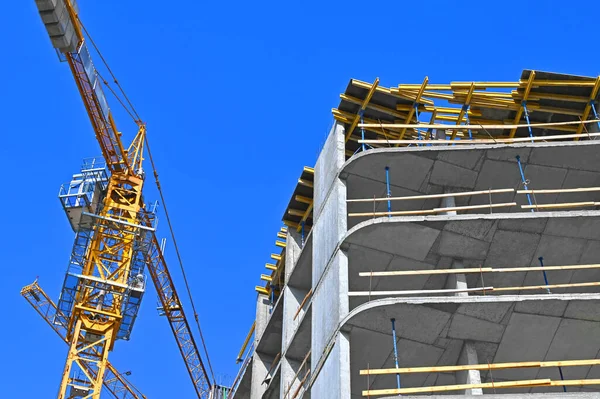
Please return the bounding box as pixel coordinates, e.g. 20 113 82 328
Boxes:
32 0 212 397
21 280 147 399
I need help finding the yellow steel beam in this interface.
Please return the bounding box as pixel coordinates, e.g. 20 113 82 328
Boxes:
303 166 314 174
575 76 600 140
344 78 380 142
277 232 287 239
271 253 282 261
396 77 428 144
261 274 273 282
275 240 286 248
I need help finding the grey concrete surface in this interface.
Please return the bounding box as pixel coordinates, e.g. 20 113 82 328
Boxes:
341 295 600 397
342 141 600 230
287 231 312 291
341 212 600 309
230 357 252 399
314 122 345 220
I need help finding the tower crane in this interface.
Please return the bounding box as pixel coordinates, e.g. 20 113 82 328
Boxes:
29 0 213 397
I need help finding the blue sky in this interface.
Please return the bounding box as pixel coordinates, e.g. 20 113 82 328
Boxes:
1 0 599 396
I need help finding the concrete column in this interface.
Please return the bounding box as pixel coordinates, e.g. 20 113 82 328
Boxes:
250 295 271 399
440 195 457 216
457 342 483 395
448 260 483 395
310 121 351 398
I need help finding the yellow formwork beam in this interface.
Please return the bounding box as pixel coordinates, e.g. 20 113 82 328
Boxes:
340 93 409 120
288 209 305 217
451 83 475 140
260 274 273 282
297 179 313 188
277 232 287 239
271 253 282 261
275 240 286 248
295 195 313 205
509 71 536 138
265 263 277 271
255 286 269 295
575 76 600 140
352 79 434 105
396 76 428 144
344 78 380 142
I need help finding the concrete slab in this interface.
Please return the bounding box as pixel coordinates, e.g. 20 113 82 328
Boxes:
287 232 312 291
341 212 600 298
256 292 284 357
285 304 311 361
339 295 600 397
229 357 252 399
341 142 600 220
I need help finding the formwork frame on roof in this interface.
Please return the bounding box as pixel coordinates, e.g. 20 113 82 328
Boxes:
334 70 600 157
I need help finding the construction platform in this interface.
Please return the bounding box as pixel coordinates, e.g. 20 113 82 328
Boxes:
228 70 600 399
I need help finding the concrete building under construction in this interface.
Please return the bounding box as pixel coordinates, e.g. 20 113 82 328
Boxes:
229 70 600 398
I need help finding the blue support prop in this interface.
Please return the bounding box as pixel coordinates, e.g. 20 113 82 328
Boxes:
415 103 422 146
301 221 305 248
360 110 366 152
591 101 600 132
464 105 473 140
390 318 401 390
516 155 534 213
538 256 551 294
522 102 535 143
385 166 392 217
558 366 567 392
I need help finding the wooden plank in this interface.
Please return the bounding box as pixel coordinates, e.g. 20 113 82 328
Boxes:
349 281 600 297
363 379 551 396
360 358 600 375
347 188 514 203
282 351 311 399
521 202 597 210
359 130 600 145
494 281 600 292
359 264 600 277
348 287 494 297
357 119 600 131
293 289 313 321
518 187 600 194
432 202 516 213
349 209 436 217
